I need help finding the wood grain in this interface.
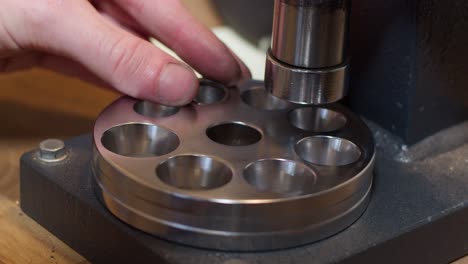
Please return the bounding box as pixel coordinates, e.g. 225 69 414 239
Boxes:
0 69 118 264
0 196 87 264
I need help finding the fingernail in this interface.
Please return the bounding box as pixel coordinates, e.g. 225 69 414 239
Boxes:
157 63 198 105
237 62 252 86
228 49 252 87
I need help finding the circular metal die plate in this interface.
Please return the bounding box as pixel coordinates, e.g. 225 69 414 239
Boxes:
92 79 375 251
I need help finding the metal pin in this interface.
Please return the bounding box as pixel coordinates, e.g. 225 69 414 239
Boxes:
39 139 67 162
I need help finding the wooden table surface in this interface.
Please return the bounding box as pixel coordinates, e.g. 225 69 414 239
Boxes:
0 2 467 264
0 69 118 264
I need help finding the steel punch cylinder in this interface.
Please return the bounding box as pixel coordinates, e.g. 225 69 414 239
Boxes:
266 0 350 104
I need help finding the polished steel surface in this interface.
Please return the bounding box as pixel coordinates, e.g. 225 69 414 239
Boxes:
206 122 262 146
241 86 290 110
289 106 347 132
134 101 179 118
243 158 317 195
296 136 362 166
157 155 233 190
266 0 350 104
101 123 180 157
272 0 349 68
194 79 229 105
265 50 348 104
92 80 375 251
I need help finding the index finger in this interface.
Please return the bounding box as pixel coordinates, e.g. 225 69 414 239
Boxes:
112 0 250 85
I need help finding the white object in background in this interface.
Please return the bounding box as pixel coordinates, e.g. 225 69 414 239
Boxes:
151 26 266 81
212 27 266 80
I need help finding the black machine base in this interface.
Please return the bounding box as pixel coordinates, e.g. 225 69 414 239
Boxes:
20 126 468 264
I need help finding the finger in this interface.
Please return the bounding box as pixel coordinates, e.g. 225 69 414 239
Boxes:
99 12 146 38
229 49 252 86
113 0 250 86
93 1 149 37
17 1 198 105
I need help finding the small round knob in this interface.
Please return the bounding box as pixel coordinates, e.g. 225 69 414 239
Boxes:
39 139 67 162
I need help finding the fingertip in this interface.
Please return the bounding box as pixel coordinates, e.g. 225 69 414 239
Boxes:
155 63 198 106
219 49 251 87
232 51 252 86
203 46 251 87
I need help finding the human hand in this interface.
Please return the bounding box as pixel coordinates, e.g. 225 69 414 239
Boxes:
0 0 250 105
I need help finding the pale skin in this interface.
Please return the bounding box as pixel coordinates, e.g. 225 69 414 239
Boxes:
0 0 251 105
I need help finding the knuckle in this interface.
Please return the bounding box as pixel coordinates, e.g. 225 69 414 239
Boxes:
23 0 65 29
107 37 160 95
108 37 142 76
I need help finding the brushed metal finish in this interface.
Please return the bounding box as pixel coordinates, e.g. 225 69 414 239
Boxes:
265 50 348 104
272 0 349 68
92 80 375 251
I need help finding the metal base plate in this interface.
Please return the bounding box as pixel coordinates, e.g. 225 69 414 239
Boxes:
20 129 468 263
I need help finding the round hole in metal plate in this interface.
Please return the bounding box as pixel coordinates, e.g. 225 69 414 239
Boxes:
134 101 179 118
241 87 290 110
296 136 361 166
207 122 262 146
244 159 316 195
101 123 179 157
194 80 228 105
157 155 232 190
289 107 346 132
